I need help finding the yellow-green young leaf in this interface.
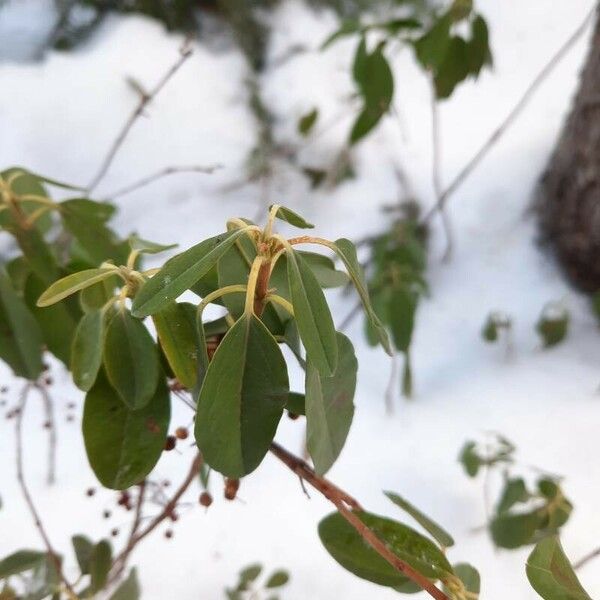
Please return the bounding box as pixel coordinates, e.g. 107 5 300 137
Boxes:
318 511 453 589
195 314 289 478
71 311 104 392
384 492 454 548
82 372 170 490
131 230 247 317
0 270 43 380
526 537 592 600
103 310 159 409
37 268 116 307
89 540 112 593
270 205 314 229
443 563 480 598
109 568 140 600
306 333 356 475
286 249 337 376
332 238 392 354
152 302 199 390
128 235 177 255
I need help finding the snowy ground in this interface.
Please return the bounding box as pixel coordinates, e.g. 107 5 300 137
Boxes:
1 1 600 598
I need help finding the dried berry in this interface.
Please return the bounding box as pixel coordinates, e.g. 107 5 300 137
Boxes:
199 492 213 507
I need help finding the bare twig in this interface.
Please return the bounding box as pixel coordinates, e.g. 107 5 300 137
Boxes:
422 5 597 225
87 40 194 193
103 164 222 199
109 453 202 583
574 545 600 570
36 380 56 486
16 383 78 599
269 442 449 600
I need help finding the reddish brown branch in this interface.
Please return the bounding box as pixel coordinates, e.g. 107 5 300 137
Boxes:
15 383 78 598
109 453 202 582
86 40 194 193
269 442 449 600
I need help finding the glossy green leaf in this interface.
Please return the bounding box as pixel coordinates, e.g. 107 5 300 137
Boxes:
129 235 177 255
0 550 46 579
109 568 140 600
83 371 170 490
0 270 43 379
287 248 337 376
72 310 104 392
72 535 94 575
385 491 454 548
332 238 392 354
103 309 159 409
298 108 318 136
90 540 112 593
132 229 247 317
270 205 314 229
526 537 592 600
195 314 289 478
37 268 117 307
153 302 199 389
306 333 356 475
318 511 452 589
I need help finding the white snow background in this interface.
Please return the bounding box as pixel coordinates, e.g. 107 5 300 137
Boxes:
1 1 599 598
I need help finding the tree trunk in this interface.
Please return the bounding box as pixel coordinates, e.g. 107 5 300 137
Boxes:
537 9 600 293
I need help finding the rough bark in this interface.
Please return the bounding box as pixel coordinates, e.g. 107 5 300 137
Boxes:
538 8 600 292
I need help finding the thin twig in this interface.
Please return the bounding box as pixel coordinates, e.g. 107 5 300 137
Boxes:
109 453 203 583
86 40 194 193
103 164 222 199
429 84 453 262
36 380 56 486
15 383 78 599
422 5 597 224
574 545 600 570
269 442 449 600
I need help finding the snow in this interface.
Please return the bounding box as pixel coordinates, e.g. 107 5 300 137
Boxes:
1 1 600 598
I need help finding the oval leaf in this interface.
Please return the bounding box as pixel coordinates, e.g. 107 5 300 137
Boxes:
306 333 356 475
270 205 314 229
83 371 170 490
131 230 247 317
318 511 453 589
37 268 117 307
286 249 337 376
195 314 288 478
103 310 159 409
71 311 104 392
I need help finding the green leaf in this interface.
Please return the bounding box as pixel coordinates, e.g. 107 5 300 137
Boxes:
265 570 290 588
90 540 112 593
83 371 170 490
24 274 80 366
13 226 59 284
490 510 543 549
72 310 105 392
331 238 392 354
80 276 117 313
286 392 306 416
526 537 592 600
195 314 288 478
129 235 177 255
350 106 385 144
153 302 199 390
299 252 348 288
414 15 452 71
384 491 454 548
103 309 159 409
287 248 337 376
537 309 569 348
496 478 529 514
0 551 46 579
0 269 43 379
132 230 247 317
458 441 481 477
71 535 94 575
433 36 470 99
109 568 140 600
318 511 452 589
239 564 262 585
298 108 319 136
389 285 417 353
37 268 117 307
321 19 361 49
306 333 356 475
468 15 492 76
270 205 314 229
